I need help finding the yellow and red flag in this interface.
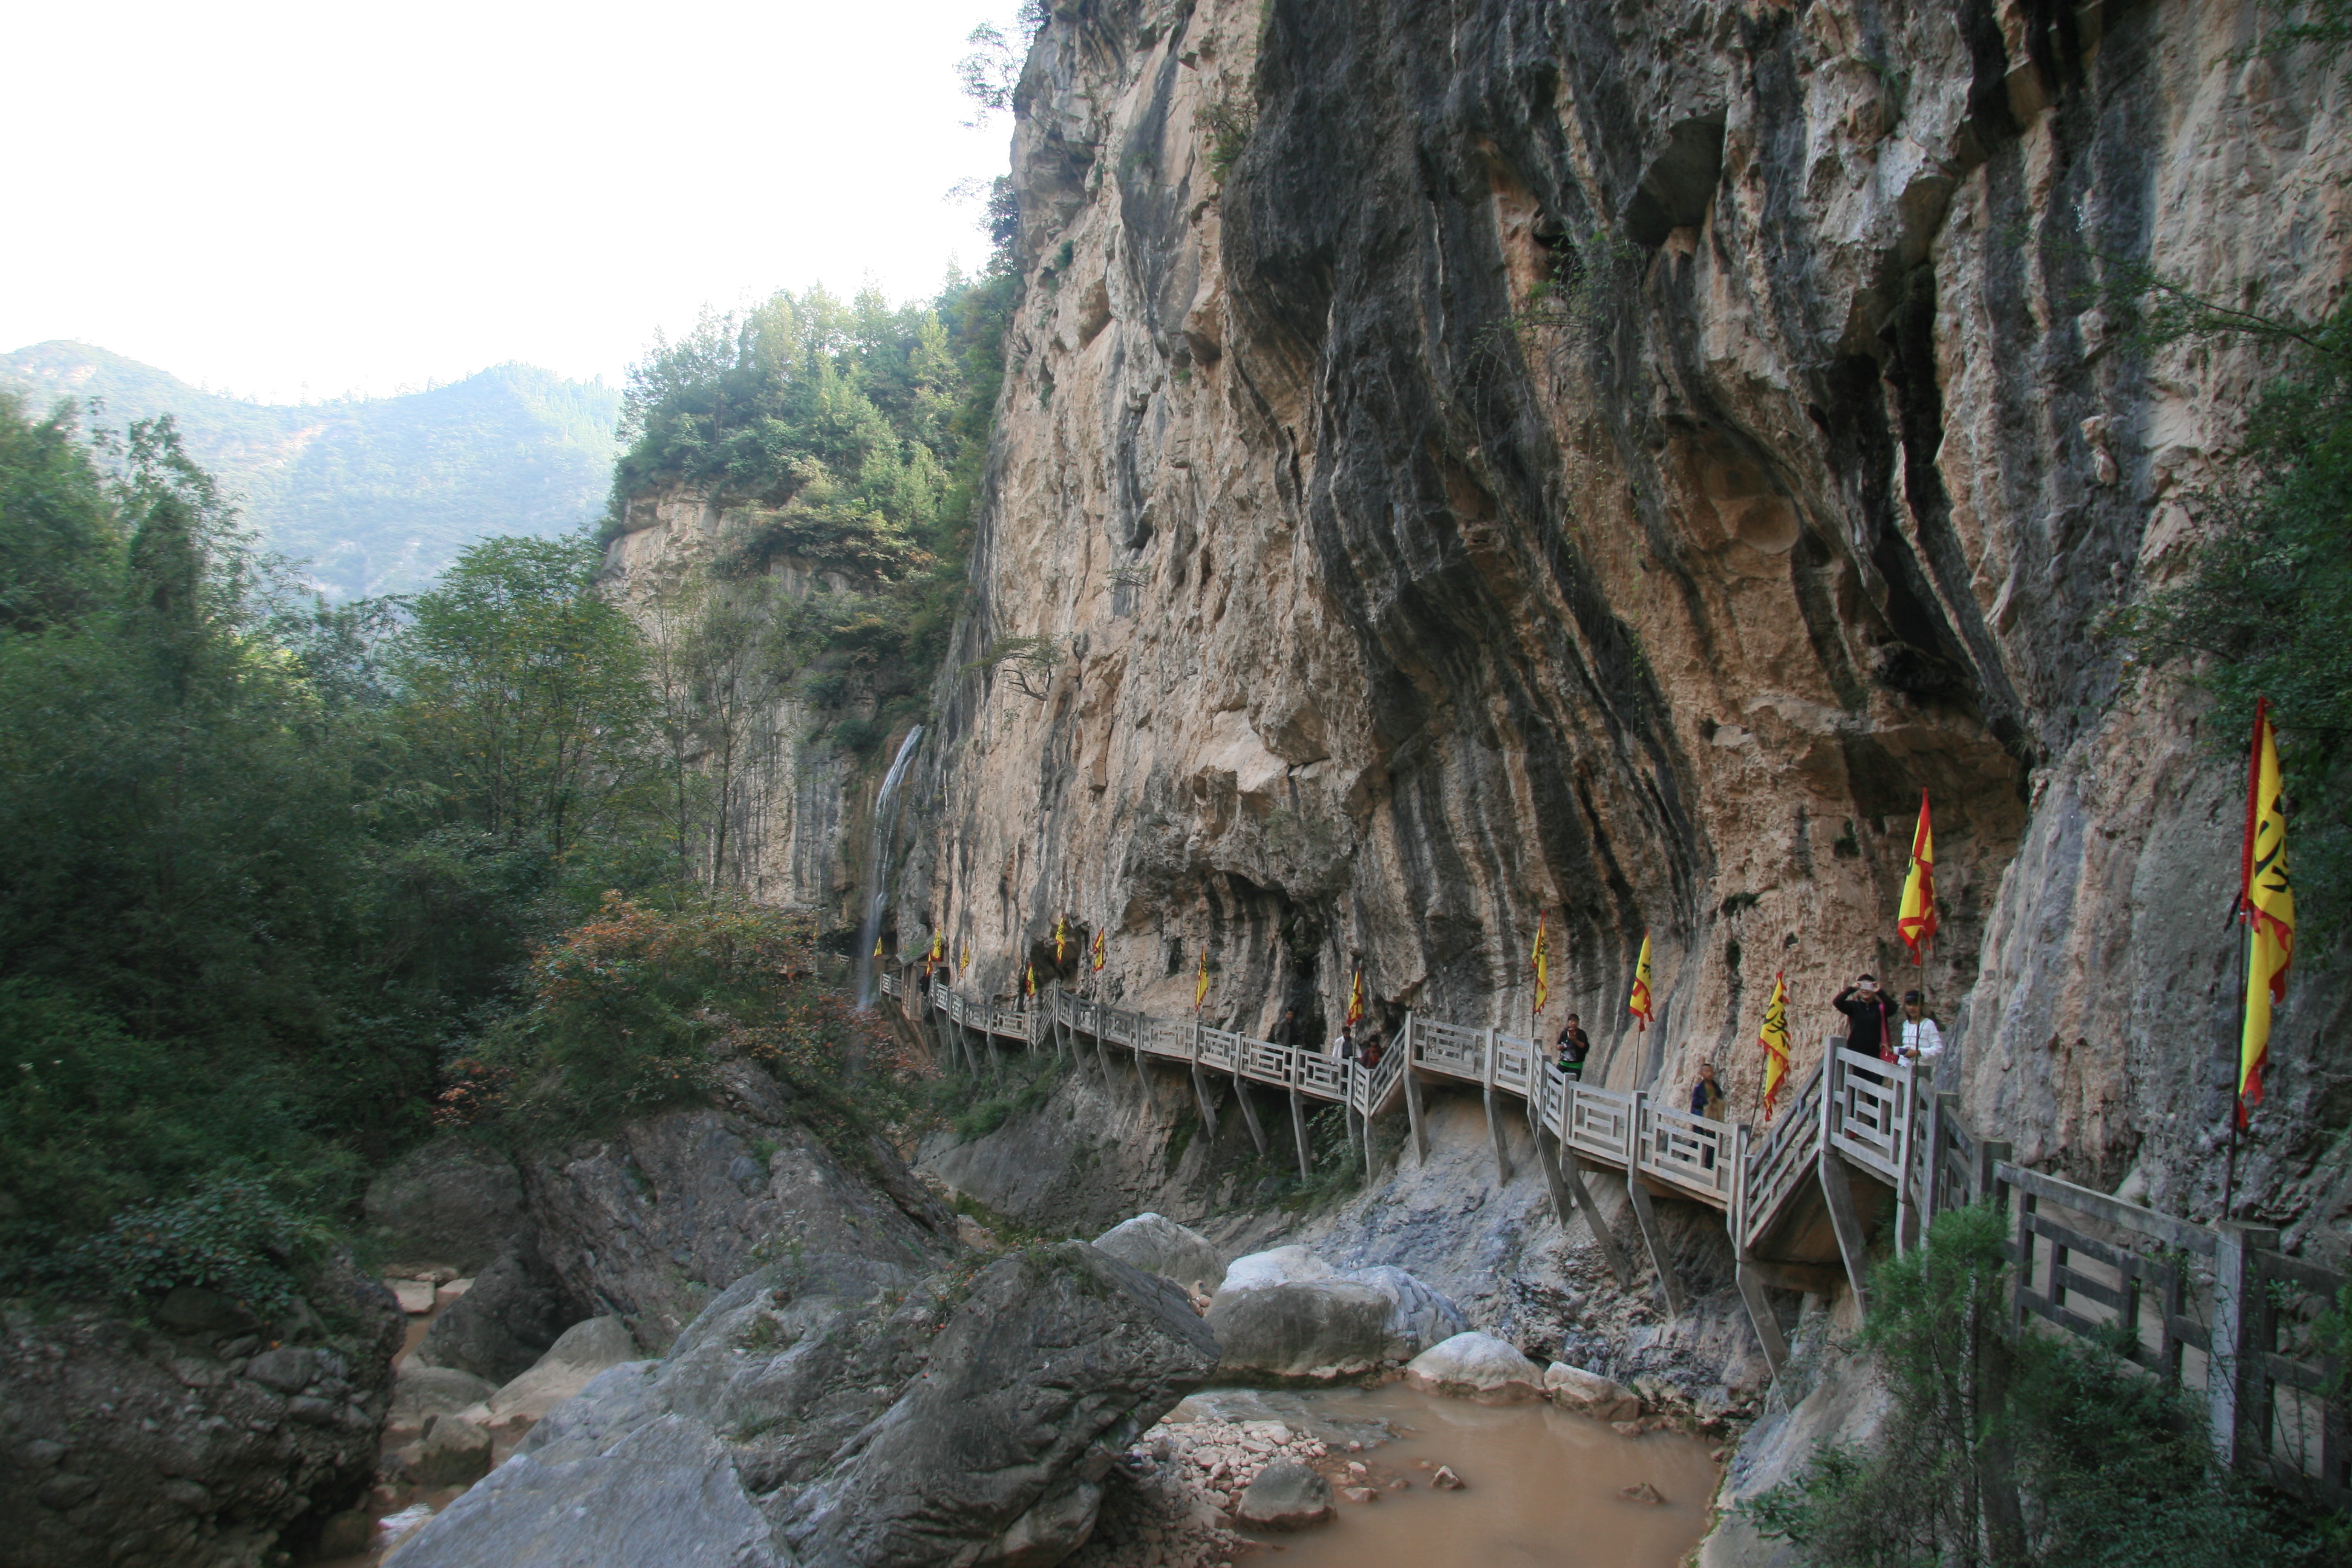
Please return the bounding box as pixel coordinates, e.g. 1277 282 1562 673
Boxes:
927 930 944 976
960 941 972 979
1757 972 1791 1123
1194 946 1210 1012
873 934 885 961
1025 959 1037 1001
1345 967 1365 1028
2238 698 2296 1115
1628 933 1653 1030
1898 789 1938 956
1053 914 1068 966
1531 912 1550 1014
1091 928 1106 973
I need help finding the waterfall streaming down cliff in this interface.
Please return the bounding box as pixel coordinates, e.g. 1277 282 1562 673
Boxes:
854 725 924 1009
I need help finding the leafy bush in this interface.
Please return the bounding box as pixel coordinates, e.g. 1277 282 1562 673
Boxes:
23 1177 331 1318
474 895 927 1148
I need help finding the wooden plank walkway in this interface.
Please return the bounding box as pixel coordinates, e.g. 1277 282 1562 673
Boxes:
893 973 2351 1508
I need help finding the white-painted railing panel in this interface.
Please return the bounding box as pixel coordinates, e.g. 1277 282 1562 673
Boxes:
1829 1047 1903 1180
1412 1019 1486 1078
1567 1084 1636 1166
1642 1103 1733 1201
1492 1034 1535 1097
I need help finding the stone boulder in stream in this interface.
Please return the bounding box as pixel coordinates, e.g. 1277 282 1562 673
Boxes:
409 1223 578 1383
1091 1212 1228 1292
1206 1247 1467 1377
393 1241 1220 1568
1405 1331 1547 1403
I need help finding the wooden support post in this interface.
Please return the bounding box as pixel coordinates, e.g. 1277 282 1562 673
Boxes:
1481 1028 1515 1183
1536 1131 1633 1287
1230 1073 1269 1155
1289 1086 1313 1181
1923 1088 1951 1229
1736 1263 1790 1378
1132 1042 1158 1112
1892 1057 1918 1255
2209 1222 2280 1468
1622 1175 1688 1319
1402 1023 1429 1166
1818 1155 1873 1319
1189 1064 1221 1141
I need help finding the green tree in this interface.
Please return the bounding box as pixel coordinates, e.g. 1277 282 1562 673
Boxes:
398 534 652 856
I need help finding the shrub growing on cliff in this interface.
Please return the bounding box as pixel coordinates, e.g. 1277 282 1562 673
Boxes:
476 895 924 1143
1748 1204 2328 1567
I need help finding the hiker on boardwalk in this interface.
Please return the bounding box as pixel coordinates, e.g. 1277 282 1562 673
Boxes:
1689 1060 1725 1120
1358 1030 1383 1070
1832 973 1898 1062
1553 1013 1591 1079
1331 1027 1355 1061
1272 1006 1302 1049
1896 991 1945 1063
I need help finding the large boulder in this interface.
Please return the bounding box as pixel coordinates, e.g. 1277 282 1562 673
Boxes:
1092 1212 1228 1293
486 1315 643 1423
1546 1361 1642 1422
1338 1265 1468 1359
394 1242 1220 1568
362 1138 526 1273
0 1252 404 1568
411 1226 580 1383
390 1364 500 1433
1404 1332 1547 1403
526 1063 953 1351
1218 1245 1333 1293
1206 1276 1394 1379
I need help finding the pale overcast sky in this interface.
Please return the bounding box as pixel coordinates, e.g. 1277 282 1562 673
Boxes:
5 0 1027 402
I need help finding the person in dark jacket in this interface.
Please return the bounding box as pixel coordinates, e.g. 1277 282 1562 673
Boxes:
1689 1060 1725 1120
1832 974 1898 1062
1272 1007 1301 1049
1554 1014 1592 1079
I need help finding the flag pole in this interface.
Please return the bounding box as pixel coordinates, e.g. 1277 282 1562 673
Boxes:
2224 910 2249 1220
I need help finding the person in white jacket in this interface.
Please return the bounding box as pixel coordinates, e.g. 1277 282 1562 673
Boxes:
1896 990 1944 1063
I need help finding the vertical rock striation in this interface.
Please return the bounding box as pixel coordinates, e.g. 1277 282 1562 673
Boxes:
905 0 2351 1236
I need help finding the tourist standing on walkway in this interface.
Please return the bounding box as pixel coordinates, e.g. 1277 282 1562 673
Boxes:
1331 1027 1354 1061
1832 973 1898 1062
1689 1061 1725 1120
1554 1014 1591 1079
1896 991 1944 1063
1359 1031 1382 1070
1273 1007 1301 1049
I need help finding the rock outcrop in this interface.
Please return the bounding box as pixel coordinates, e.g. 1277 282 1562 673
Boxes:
524 1062 953 1350
393 1242 1221 1568
410 1225 578 1383
0 1255 403 1568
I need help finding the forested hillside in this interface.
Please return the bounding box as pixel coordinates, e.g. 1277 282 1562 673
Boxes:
0 244 1016 1321
0 341 619 598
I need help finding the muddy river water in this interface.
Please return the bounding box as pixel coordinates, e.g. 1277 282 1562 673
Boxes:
1181 1385 1720 1568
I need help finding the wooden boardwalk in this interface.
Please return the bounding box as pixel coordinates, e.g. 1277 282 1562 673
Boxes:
889 973 2350 1508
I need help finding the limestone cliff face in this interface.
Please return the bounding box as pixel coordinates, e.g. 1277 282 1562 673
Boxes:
604 491 857 915
904 0 2347 1241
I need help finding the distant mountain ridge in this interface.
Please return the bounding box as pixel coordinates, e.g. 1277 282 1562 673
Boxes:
0 341 622 597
